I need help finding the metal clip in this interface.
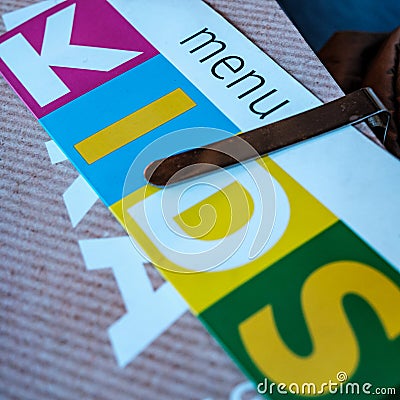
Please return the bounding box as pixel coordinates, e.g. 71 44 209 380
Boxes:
144 87 390 186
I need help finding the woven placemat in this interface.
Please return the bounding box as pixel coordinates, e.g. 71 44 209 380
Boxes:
0 1 342 399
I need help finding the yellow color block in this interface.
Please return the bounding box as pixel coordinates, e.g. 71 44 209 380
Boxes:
239 260 400 389
174 181 254 241
110 157 338 314
75 88 196 164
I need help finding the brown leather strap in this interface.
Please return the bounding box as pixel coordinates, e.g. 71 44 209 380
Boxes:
145 88 390 186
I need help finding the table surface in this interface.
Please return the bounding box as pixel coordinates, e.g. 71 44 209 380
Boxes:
0 1 344 399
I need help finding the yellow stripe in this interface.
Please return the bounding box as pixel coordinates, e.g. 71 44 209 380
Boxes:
74 88 196 164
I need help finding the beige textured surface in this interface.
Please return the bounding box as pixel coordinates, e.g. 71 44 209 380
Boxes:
0 1 343 399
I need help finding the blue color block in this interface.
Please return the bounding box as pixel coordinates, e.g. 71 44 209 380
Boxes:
40 55 239 206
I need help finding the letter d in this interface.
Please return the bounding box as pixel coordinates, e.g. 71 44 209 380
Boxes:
257 378 268 394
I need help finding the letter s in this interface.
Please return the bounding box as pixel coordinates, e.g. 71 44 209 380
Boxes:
239 261 400 388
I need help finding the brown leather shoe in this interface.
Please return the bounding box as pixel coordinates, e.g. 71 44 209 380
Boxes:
319 29 400 158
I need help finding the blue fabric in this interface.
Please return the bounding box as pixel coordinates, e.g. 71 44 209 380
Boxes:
278 0 400 51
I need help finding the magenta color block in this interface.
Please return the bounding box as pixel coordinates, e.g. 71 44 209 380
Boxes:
0 0 159 118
